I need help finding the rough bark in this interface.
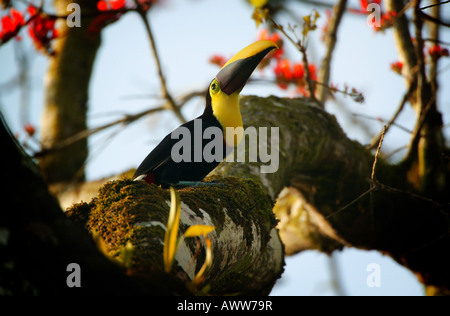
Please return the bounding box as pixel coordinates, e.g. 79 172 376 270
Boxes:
39 0 101 184
66 177 284 295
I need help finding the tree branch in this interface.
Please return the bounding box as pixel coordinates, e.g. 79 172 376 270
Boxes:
317 0 347 104
34 105 166 158
385 0 417 82
267 16 321 106
135 5 186 123
67 177 284 295
368 79 415 149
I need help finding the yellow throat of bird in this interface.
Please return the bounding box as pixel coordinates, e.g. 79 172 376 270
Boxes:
211 92 243 148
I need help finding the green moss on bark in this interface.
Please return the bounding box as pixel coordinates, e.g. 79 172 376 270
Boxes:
66 176 283 295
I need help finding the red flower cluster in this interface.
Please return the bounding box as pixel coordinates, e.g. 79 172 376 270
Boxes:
97 0 157 12
259 29 317 96
376 10 397 31
209 54 227 68
0 6 59 55
97 0 126 11
89 0 127 33
91 0 158 33
27 6 58 55
390 61 403 75
357 0 397 32
257 29 284 60
359 0 381 11
257 29 318 96
0 7 24 43
428 44 449 61
274 59 317 96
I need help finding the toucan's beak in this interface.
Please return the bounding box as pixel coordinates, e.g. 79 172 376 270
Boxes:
216 40 278 95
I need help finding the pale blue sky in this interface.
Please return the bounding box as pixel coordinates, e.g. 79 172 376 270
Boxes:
2 0 449 296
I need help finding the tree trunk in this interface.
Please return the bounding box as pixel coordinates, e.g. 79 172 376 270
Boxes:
39 0 101 184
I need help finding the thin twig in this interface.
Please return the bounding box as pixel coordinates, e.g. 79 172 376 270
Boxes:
371 126 386 181
423 37 450 46
134 3 186 123
368 80 415 149
354 113 412 134
315 81 364 103
419 10 450 27
33 106 166 158
419 0 450 10
375 181 446 211
300 44 319 104
327 126 385 222
317 0 347 104
405 94 437 160
267 15 321 106
369 126 386 231
325 186 377 219
32 84 205 159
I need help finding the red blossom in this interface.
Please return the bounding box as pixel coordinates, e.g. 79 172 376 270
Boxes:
24 123 36 137
97 0 158 12
97 1 108 11
359 0 381 12
0 7 25 43
97 0 126 11
274 59 295 82
209 54 227 68
428 44 449 61
390 61 403 75
293 63 304 80
257 28 283 60
273 59 316 96
27 5 58 55
90 0 128 34
307 64 317 82
375 10 397 31
356 0 397 32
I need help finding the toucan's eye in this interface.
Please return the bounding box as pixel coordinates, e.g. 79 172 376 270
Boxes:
210 80 220 94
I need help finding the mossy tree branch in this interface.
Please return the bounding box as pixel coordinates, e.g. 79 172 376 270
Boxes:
67 177 284 295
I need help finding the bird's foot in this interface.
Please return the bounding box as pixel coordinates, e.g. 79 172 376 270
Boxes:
173 181 225 188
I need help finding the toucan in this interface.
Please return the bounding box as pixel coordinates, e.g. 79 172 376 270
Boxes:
133 40 277 187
